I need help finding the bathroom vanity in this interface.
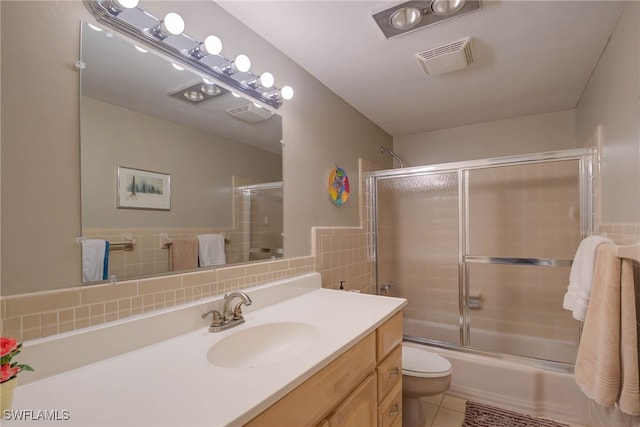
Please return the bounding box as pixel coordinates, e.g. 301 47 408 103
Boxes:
5 273 406 426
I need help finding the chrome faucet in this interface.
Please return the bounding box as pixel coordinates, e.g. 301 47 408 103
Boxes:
201 291 253 332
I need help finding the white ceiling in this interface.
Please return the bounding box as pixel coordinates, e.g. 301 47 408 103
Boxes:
218 0 627 137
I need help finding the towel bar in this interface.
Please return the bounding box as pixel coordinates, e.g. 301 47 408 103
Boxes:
76 236 135 251
615 243 640 263
464 256 573 267
160 233 230 249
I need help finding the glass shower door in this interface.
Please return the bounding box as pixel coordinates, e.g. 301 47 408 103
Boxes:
465 160 582 363
376 173 461 345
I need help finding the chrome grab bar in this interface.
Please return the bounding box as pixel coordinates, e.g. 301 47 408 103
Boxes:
464 256 573 267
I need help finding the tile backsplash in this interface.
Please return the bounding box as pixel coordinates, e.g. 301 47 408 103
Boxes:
1 257 314 341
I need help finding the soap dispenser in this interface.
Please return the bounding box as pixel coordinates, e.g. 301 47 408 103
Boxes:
339 280 346 290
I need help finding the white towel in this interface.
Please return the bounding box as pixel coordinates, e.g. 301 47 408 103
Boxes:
197 234 226 267
82 239 107 282
563 235 614 321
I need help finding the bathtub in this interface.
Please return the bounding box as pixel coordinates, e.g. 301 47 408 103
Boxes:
405 317 579 363
404 341 590 425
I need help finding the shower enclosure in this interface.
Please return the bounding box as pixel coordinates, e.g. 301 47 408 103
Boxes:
369 149 595 370
239 182 283 261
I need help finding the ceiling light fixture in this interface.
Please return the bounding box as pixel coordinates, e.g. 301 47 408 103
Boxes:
373 0 481 39
85 0 293 107
170 81 229 105
431 0 467 16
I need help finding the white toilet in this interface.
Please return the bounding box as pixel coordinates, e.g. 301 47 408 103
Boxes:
402 345 453 427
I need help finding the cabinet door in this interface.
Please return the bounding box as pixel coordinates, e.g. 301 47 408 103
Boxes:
329 374 377 427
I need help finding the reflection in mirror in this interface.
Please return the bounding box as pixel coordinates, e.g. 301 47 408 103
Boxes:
80 21 283 283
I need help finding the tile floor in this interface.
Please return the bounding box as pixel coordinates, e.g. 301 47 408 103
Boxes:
419 394 588 427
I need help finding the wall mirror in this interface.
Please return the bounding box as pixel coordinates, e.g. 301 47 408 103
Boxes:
80 20 284 283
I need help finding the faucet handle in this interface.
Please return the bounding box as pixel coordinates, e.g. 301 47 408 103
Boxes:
202 309 223 327
232 302 245 320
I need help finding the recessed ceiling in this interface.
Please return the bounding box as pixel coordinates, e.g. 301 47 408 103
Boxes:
217 1 627 137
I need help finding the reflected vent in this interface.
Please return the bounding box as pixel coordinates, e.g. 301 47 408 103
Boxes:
416 37 474 76
227 103 274 123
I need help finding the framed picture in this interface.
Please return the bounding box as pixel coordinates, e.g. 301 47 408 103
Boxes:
117 166 171 210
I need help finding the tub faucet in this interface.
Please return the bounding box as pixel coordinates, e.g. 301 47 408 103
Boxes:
222 291 253 322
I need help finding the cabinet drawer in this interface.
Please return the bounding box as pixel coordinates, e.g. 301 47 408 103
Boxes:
376 345 401 402
377 381 402 427
376 311 403 362
245 332 376 427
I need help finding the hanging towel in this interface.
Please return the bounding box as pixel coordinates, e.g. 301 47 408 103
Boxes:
563 235 614 321
618 258 640 415
575 244 640 415
168 237 199 271
82 239 108 282
197 234 226 267
103 241 110 280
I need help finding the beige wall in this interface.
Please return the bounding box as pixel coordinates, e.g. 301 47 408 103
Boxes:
0 1 392 295
393 109 577 167
575 1 640 225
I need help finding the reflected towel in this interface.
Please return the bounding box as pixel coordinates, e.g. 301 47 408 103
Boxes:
197 234 226 267
563 235 614 321
82 239 107 282
575 244 640 415
168 237 199 271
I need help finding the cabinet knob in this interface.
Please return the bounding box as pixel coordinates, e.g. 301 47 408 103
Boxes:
388 402 400 418
388 367 400 379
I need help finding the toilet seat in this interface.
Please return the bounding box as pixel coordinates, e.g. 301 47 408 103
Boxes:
402 345 452 378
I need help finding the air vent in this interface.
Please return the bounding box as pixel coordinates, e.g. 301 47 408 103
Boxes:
226 103 274 123
415 37 474 76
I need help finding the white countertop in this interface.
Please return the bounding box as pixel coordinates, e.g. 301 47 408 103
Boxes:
6 283 405 426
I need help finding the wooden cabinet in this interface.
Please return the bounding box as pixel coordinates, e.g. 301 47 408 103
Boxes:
328 374 377 427
376 312 403 427
245 312 403 427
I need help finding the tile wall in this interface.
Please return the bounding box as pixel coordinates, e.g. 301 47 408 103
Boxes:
0 257 315 341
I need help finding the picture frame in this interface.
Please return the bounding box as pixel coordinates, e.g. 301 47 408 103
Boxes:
117 166 171 210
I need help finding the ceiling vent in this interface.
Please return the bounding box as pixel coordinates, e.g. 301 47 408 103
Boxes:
226 103 274 123
415 36 474 76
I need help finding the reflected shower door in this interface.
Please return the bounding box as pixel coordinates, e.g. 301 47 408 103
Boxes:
376 173 461 345
466 160 582 363
248 186 283 261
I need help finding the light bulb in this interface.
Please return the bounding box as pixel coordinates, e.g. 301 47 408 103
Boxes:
102 0 138 15
162 12 184 36
259 72 275 89
280 85 294 100
203 36 223 55
234 54 251 73
115 0 138 8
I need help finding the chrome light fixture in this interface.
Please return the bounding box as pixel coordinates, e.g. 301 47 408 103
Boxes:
83 0 294 108
373 0 481 39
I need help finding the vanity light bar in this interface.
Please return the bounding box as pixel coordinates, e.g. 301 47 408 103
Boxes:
83 0 292 108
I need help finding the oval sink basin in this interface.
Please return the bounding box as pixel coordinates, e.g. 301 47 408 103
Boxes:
207 322 320 369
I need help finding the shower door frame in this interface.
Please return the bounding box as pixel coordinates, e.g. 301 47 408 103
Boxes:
368 148 595 372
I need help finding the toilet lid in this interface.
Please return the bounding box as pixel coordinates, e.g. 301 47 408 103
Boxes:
402 346 452 378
